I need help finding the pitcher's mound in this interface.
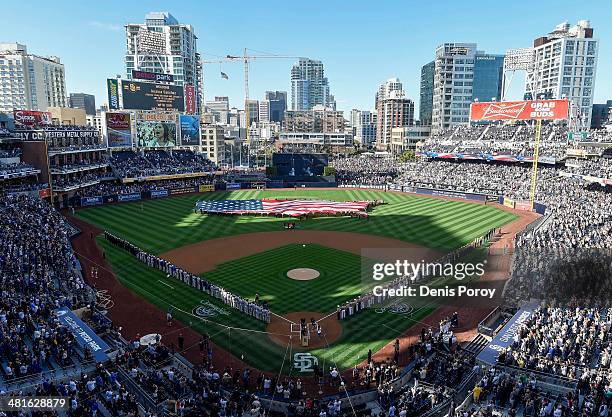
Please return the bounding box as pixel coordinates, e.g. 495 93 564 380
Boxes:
287 268 320 280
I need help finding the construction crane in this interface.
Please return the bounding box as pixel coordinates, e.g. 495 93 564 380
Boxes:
202 49 300 146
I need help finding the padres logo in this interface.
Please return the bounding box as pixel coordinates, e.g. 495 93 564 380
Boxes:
293 353 318 373
375 302 414 316
192 300 230 318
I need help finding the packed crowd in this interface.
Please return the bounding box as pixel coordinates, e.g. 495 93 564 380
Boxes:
464 360 611 417
496 307 611 379
564 157 612 179
110 150 214 178
74 177 215 198
420 123 571 159
0 194 90 383
0 161 39 177
330 155 404 185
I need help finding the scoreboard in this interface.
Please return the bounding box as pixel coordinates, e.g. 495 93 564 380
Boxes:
109 79 185 112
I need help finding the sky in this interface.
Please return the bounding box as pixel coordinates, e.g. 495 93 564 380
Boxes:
1 0 611 115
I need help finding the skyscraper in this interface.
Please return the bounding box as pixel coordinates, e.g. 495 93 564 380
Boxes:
69 93 96 115
419 61 435 126
124 12 203 113
0 43 67 112
431 43 477 134
524 20 598 129
290 58 335 111
245 99 259 126
430 43 504 134
375 78 414 150
265 91 287 123
472 54 504 102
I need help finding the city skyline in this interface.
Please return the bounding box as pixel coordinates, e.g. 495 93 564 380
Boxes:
1 0 611 115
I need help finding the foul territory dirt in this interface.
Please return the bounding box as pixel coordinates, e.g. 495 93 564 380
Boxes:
160 230 442 274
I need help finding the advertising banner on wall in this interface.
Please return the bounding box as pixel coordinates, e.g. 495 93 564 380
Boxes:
13 110 52 126
117 192 142 202
184 84 196 114
131 70 174 83
150 189 169 198
470 99 569 121
107 79 120 110
121 80 184 112
136 121 177 147
105 112 132 147
199 184 214 192
81 196 103 206
179 114 200 146
476 301 538 365
55 307 109 362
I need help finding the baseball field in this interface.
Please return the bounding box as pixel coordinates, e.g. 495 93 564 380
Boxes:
75 188 518 372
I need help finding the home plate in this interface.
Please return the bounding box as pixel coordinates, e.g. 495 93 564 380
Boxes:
287 268 320 280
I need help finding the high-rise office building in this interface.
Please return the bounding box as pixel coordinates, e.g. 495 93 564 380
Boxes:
430 43 504 133
125 12 203 113
245 99 259 126
524 20 598 129
431 43 477 134
351 109 376 147
0 43 67 112
375 78 414 150
472 54 504 102
290 58 335 111
265 91 287 122
69 93 96 115
419 61 435 126
205 96 229 124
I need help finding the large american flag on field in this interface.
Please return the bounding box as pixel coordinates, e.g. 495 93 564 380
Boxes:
195 199 370 217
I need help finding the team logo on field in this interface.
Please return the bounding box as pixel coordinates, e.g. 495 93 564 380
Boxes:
192 300 230 318
293 353 318 372
375 302 414 316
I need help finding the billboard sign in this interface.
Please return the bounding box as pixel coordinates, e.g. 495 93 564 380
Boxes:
136 120 177 147
105 112 132 148
179 114 200 146
13 110 52 127
107 79 120 110
132 69 174 83
121 80 184 112
184 84 196 114
470 99 569 121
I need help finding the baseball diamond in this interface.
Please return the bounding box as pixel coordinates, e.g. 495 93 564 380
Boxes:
74 188 519 371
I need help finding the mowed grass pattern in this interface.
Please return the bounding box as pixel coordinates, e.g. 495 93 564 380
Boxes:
76 189 518 371
75 189 518 254
99 236 438 371
202 244 364 314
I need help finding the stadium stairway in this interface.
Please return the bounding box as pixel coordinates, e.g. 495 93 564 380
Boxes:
462 334 489 358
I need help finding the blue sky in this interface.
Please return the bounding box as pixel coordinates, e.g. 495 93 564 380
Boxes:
1 0 611 114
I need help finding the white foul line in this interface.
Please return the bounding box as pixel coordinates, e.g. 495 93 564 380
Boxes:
157 280 174 289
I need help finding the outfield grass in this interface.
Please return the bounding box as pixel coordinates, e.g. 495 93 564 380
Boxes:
75 189 517 254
